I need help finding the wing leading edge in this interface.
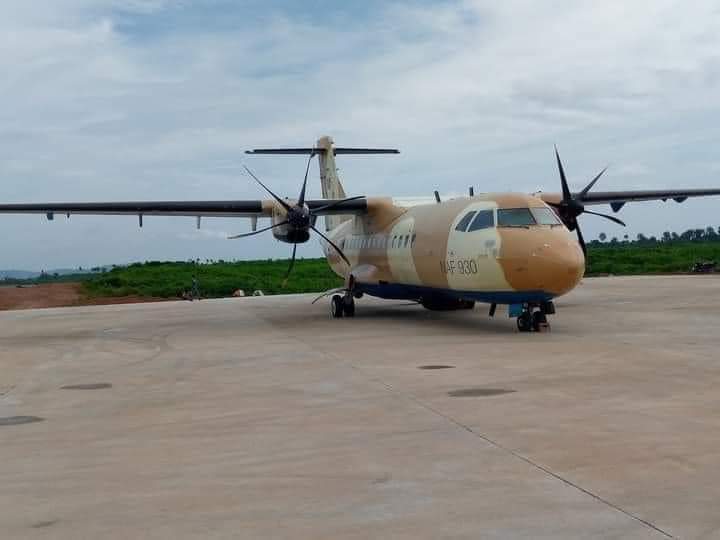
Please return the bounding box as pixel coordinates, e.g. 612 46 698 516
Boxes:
540 189 720 212
0 198 368 218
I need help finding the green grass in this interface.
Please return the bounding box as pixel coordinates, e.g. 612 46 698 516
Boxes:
585 242 720 275
82 259 343 298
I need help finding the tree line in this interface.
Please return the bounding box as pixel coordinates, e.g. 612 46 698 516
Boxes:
591 227 720 247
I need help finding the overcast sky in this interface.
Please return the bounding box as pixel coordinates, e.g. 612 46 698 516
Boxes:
2 0 720 269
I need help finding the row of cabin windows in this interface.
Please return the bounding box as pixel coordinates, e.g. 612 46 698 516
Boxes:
455 207 560 232
346 233 417 250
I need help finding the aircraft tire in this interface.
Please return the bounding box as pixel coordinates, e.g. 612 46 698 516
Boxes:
342 295 355 317
532 311 547 331
331 295 344 318
517 312 532 332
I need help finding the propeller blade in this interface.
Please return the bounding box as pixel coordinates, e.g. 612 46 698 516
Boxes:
243 166 292 212
575 223 587 256
282 243 298 287
227 220 287 239
310 195 366 214
311 225 351 266
578 167 607 200
583 209 626 226
297 150 315 207
554 146 572 202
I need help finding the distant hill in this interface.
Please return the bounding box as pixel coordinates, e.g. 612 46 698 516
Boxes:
0 270 39 280
0 267 111 280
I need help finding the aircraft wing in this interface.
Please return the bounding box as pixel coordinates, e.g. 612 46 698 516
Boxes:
0 198 368 219
539 189 720 212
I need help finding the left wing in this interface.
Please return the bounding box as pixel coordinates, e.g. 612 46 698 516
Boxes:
0 198 368 219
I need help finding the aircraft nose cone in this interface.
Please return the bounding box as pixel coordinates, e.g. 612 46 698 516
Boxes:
530 240 585 296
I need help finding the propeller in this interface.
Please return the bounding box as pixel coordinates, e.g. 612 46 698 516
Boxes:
549 146 626 255
230 151 353 284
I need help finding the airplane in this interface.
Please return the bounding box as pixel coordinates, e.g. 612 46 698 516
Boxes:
2 135 720 332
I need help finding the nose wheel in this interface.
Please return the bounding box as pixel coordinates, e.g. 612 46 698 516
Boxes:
516 306 551 332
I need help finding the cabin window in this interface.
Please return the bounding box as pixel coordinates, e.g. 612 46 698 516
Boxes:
468 209 494 231
497 208 536 227
530 207 561 225
455 211 476 232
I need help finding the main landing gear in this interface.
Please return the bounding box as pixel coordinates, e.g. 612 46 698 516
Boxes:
515 302 554 333
331 292 356 318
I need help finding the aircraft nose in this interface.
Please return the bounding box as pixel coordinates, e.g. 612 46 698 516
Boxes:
530 240 585 296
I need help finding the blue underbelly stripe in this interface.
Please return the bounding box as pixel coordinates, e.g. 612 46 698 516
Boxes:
356 282 554 304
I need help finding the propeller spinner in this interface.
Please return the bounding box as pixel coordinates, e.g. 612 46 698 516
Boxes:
549 147 626 255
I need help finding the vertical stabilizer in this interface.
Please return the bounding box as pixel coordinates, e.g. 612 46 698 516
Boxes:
316 136 348 231
245 137 399 231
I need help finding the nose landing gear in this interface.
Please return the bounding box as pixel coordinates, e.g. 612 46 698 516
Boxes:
515 302 553 332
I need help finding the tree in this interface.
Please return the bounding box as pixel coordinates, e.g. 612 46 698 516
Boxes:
599 232 607 242
662 231 672 243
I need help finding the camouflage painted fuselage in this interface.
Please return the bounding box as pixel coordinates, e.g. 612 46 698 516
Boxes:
323 193 585 306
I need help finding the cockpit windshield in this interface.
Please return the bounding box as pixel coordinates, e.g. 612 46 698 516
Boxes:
530 207 561 225
496 208 536 227
496 207 562 227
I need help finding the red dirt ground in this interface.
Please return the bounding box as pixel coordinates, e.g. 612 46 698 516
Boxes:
0 283 169 311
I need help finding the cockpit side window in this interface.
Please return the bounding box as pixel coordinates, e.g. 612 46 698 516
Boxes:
530 207 561 225
497 208 536 227
455 211 477 232
467 209 494 231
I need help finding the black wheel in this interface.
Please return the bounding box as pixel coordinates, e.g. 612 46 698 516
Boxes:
342 295 355 317
331 295 344 318
517 312 532 332
532 311 548 332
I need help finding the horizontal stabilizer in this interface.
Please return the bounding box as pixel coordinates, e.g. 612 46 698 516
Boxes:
246 147 399 155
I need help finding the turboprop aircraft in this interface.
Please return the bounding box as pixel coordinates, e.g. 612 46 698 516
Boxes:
2 135 720 331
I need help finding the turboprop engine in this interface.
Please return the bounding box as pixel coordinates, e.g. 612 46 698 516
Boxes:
227 150 354 284
269 201 317 244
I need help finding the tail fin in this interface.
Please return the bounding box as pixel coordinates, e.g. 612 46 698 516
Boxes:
316 136 346 231
245 136 399 231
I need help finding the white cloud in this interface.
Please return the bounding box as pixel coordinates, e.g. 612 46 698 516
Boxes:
2 0 720 267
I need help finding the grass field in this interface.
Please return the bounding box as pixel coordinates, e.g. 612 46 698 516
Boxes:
586 242 720 275
72 240 720 299
82 259 343 298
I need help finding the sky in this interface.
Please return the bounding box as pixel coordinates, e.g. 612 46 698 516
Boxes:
2 0 720 269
